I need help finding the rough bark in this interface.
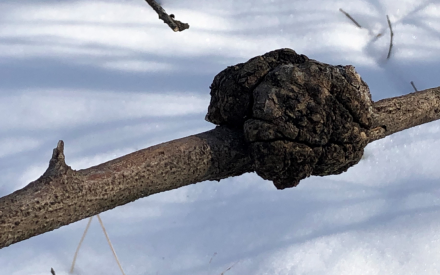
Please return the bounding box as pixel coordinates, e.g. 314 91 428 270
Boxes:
0 127 252 249
369 87 440 141
0 48 439 249
206 49 373 188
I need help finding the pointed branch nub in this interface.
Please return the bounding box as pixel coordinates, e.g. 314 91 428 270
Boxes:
52 140 65 162
43 140 71 177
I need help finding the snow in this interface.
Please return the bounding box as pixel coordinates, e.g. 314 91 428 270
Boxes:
1 0 440 274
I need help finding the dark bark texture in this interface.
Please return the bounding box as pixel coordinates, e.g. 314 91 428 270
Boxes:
1 48 439 249
207 49 373 188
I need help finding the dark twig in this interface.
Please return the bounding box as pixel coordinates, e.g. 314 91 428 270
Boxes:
386 15 394 59
209 252 217 264
220 261 240 275
339 8 362 28
411 81 418 92
144 0 189 32
339 8 385 39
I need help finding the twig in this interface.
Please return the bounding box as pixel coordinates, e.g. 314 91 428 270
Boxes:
220 261 240 275
339 8 385 43
386 15 394 59
70 216 93 273
411 81 418 92
144 0 189 32
97 214 126 275
339 8 362 28
50 268 56 275
209 252 217 264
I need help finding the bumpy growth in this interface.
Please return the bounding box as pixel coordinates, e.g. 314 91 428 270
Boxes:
206 48 374 189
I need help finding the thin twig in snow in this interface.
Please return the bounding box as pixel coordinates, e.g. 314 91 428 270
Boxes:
220 261 240 275
387 15 394 59
411 81 418 92
209 252 217 264
338 9 384 40
339 8 362 28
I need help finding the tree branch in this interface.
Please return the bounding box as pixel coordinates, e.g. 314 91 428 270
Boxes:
0 127 251 249
144 0 189 32
369 86 440 141
1 48 439 249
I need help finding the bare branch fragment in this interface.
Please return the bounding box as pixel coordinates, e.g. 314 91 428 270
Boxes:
411 81 418 92
386 15 394 59
339 8 362 28
145 0 189 32
220 261 240 275
369 86 440 141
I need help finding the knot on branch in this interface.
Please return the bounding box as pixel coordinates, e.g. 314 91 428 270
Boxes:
206 48 374 189
42 140 72 178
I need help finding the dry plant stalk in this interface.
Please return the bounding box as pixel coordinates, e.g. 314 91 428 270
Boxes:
70 215 125 274
70 217 93 273
1 48 440 249
97 215 126 275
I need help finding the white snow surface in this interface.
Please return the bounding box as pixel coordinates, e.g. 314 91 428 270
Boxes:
1 0 440 274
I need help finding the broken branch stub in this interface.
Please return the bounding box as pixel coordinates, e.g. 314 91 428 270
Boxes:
206 48 374 189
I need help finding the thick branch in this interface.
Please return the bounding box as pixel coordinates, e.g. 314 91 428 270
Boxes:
144 0 189 32
369 86 440 142
0 126 251 249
